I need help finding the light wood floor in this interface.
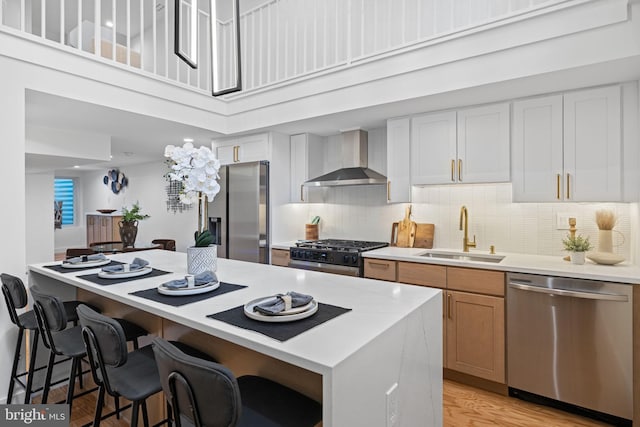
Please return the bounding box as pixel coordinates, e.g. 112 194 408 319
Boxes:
33 377 614 426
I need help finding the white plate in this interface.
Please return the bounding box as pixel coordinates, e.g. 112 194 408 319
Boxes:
61 258 111 269
244 297 318 323
98 266 153 279
157 281 220 296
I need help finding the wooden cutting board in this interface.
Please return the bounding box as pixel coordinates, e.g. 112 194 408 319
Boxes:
413 223 435 248
394 206 416 248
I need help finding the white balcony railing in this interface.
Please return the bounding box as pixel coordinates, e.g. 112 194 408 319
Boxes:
1 0 574 96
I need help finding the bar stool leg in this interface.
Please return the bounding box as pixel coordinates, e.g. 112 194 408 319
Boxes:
7 328 24 404
66 357 79 413
24 329 39 404
93 387 105 427
41 351 56 404
76 356 84 389
131 401 140 427
141 400 150 427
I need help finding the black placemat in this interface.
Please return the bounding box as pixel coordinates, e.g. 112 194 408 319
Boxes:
77 268 172 285
129 282 247 307
44 260 124 273
207 303 352 342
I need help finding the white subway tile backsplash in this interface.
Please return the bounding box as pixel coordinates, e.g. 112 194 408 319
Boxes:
276 183 634 262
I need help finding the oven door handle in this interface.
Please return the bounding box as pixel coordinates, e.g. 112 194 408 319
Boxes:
508 281 628 302
288 260 360 277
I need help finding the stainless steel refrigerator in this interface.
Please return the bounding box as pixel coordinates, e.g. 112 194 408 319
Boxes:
208 161 269 264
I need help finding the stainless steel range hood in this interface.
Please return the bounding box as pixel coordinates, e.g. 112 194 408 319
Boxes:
304 130 387 187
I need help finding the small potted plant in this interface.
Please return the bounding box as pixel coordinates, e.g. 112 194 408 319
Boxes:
562 233 593 265
187 229 217 274
119 202 150 247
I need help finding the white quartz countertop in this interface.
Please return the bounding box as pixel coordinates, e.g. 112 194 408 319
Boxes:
363 247 640 284
29 250 440 375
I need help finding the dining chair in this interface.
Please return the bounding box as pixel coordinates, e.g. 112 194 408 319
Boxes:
77 305 216 427
65 248 96 258
29 287 148 414
152 337 323 427
1 273 94 404
152 239 176 251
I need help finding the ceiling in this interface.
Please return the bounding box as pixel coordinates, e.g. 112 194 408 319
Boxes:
25 90 224 173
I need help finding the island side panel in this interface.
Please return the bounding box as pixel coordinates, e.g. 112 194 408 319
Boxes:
327 294 443 427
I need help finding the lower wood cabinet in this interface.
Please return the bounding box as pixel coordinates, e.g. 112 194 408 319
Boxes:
86 214 122 246
363 259 397 281
445 290 505 383
364 258 506 385
271 249 290 267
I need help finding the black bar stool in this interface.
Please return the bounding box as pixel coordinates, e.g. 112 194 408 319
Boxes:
29 286 148 416
152 337 323 427
76 305 215 427
1 273 92 404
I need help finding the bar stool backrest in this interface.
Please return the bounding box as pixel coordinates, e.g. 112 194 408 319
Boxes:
152 338 242 427
1 273 28 326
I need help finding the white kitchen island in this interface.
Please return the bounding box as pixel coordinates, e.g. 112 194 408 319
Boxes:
28 250 443 427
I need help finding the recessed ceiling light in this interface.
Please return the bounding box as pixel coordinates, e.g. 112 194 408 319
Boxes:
183 137 194 142
73 165 80 168
109 155 113 159
105 20 114 28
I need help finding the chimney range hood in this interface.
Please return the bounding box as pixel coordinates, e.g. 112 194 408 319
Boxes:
304 130 387 187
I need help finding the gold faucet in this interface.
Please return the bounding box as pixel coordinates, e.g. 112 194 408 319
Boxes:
459 205 477 252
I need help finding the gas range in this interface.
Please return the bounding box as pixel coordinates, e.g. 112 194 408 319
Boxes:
289 239 388 277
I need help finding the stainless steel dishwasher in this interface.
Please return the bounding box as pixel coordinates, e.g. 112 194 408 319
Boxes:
507 272 632 423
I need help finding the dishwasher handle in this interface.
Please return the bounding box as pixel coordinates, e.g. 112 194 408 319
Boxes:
508 281 629 302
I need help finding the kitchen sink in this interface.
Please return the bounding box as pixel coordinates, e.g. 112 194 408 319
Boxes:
420 251 505 263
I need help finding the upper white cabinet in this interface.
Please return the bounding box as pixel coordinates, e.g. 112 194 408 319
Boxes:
564 86 621 201
457 103 510 183
386 117 411 203
411 111 457 185
512 86 621 202
289 133 324 203
512 95 564 202
411 103 510 185
214 133 270 165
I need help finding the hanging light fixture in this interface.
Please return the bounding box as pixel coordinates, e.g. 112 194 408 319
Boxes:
174 0 242 96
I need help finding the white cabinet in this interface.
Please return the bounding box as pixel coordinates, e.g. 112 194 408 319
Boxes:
512 86 621 202
457 103 510 183
289 133 324 203
411 103 510 185
214 133 270 165
563 86 621 201
386 117 411 203
411 111 457 185
512 95 564 202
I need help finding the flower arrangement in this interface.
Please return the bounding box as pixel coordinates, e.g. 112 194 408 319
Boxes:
164 142 221 205
562 233 593 252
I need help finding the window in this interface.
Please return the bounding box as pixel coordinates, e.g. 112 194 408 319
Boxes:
54 178 75 226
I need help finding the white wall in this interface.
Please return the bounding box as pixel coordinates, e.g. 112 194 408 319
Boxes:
80 161 198 252
26 172 55 264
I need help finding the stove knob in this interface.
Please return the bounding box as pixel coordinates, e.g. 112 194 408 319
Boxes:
320 253 327 260
351 255 358 264
343 255 349 263
304 252 310 259
292 250 298 258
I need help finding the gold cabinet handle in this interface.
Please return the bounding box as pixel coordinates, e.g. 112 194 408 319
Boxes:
556 174 561 200
458 159 462 182
387 181 391 201
447 293 452 319
450 159 455 182
566 173 570 199
300 184 304 202
233 145 239 162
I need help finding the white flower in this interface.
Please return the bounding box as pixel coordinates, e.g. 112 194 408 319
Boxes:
164 143 221 203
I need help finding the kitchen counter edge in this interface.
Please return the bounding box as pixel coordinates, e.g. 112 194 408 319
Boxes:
362 247 640 284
